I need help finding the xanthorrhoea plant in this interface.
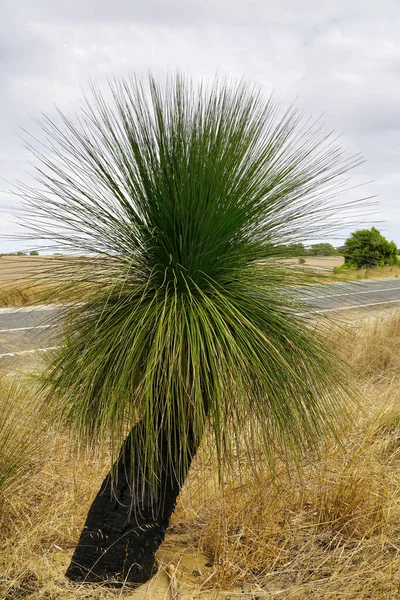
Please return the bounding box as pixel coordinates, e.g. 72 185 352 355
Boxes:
22 75 363 584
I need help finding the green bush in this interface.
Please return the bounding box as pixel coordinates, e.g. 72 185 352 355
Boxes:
279 243 307 257
343 227 398 269
333 264 357 274
308 243 338 256
29 250 39 256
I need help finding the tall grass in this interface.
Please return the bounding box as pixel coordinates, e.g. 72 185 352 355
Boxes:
0 379 45 498
174 312 400 598
0 284 51 307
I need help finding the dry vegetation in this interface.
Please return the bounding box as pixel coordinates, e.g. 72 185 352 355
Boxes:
285 256 400 281
1 313 400 599
0 256 63 307
330 263 400 282
285 256 345 272
0 285 49 308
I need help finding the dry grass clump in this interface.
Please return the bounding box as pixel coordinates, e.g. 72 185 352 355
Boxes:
0 377 112 599
172 312 400 598
344 312 400 382
0 378 46 497
1 312 400 599
0 284 50 307
179 389 400 598
331 264 400 282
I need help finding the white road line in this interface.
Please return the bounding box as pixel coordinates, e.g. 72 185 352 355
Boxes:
297 298 400 315
0 346 60 359
0 305 59 314
299 286 400 301
0 324 57 333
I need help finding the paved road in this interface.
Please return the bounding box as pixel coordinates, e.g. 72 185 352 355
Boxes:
295 278 400 314
0 306 61 359
1 278 400 359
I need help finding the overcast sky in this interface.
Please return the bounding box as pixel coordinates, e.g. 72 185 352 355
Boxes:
1 0 399 252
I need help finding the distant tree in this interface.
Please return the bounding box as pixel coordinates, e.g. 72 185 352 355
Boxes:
16 251 25 256
343 227 398 269
279 242 306 257
308 243 338 256
29 250 39 256
291 243 307 256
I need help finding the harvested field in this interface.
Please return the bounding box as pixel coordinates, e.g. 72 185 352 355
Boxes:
285 255 344 271
0 256 59 284
0 256 70 307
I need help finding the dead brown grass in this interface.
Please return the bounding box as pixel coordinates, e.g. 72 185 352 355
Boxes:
0 256 62 283
173 314 400 598
0 256 65 306
1 313 400 598
0 284 51 307
330 263 400 282
179 385 400 598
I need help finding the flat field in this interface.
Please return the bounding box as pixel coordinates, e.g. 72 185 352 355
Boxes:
0 256 57 283
5 256 346 280
3 255 400 308
285 255 344 271
0 255 69 306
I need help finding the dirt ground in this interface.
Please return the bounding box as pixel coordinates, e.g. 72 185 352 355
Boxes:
284 256 344 271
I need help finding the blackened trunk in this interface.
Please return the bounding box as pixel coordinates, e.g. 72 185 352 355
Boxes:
66 419 198 585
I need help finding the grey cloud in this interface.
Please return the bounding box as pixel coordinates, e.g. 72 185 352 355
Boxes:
0 0 399 251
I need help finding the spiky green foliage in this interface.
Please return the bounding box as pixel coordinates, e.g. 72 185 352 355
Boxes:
22 75 363 483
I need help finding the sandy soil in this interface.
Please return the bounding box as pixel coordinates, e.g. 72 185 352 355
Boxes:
284 256 344 271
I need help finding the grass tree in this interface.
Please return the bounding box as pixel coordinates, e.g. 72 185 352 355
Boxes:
22 75 362 585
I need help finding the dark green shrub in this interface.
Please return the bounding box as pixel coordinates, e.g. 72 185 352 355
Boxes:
343 227 398 269
279 243 307 257
308 243 338 256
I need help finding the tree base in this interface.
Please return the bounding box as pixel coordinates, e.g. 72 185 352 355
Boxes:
66 421 196 585
65 465 162 583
